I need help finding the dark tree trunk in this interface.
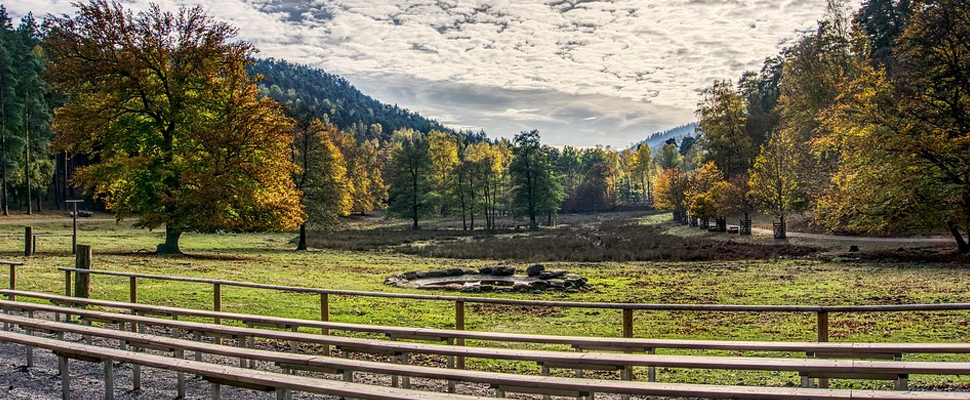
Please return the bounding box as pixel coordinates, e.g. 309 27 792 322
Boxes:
296 223 308 251
949 224 969 253
156 226 183 254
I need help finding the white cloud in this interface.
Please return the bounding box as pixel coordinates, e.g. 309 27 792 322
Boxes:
7 0 859 147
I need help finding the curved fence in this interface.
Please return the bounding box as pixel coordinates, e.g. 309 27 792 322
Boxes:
20 265 969 345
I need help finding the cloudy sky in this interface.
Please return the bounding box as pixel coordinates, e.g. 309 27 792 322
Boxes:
8 0 857 147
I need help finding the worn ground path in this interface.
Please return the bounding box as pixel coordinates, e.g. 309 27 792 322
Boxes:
750 227 952 244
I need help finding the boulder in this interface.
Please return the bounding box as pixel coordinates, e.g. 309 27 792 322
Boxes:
426 270 449 278
491 265 516 276
512 283 533 292
526 264 545 277
538 270 566 280
401 271 419 280
531 280 550 290
547 279 565 288
460 283 482 293
478 266 493 275
444 268 465 277
849 245 860 252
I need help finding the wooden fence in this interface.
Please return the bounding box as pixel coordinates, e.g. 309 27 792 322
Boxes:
42 265 970 347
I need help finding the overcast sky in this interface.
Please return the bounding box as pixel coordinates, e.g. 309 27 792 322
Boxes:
8 0 857 147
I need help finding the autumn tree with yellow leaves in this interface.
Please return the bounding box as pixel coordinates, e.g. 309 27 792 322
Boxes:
46 1 302 253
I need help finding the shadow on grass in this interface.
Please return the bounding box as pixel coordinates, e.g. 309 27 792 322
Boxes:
308 217 819 263
97 249 261 261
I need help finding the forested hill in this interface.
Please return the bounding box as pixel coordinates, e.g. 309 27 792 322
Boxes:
640 122 699 149
248 58 451 142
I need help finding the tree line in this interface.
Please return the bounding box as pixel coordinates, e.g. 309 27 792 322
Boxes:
5 0 671 253
659 0 970 252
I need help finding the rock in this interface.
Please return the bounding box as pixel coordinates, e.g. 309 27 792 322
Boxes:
564 274 588 288
460 283 482 293
526 264 545 277
547 279 565 288
849 245 860 252
444 268 465 276
401 271 419 280
478 266 493 275
492 265 516 276
531 280 550 290
425 270 448 278
538 270 566 280
415 271 431 279
463 268 480 275
512 283 533 292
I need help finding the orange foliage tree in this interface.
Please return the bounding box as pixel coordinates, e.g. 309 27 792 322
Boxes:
46 1 302 253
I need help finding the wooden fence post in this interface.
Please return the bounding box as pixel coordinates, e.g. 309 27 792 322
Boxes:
456 300 465 369
24 226 32 257
817 310 830 388
621 307 635 396
7 263 15 302
213 283 222 344
74 245 92 298
321 293 330 355
63 270 72 297
622 309 634 338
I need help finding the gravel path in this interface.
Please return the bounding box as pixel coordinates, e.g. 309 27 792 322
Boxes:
0 315 670 400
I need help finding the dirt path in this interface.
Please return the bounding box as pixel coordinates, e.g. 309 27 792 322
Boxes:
750 228 952 244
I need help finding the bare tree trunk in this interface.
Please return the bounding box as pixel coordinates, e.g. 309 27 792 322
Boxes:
949 224 969 253
296 223 308 251
156 226 182 254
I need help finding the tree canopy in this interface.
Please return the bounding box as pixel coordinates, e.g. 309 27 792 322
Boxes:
46 1 302 253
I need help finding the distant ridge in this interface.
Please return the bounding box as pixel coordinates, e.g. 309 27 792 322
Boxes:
248 58 452 143
639 122 699 149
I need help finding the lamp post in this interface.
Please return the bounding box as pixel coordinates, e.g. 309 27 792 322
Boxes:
66 200 82 254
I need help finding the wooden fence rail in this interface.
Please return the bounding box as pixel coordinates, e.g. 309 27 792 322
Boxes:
45 266 970 359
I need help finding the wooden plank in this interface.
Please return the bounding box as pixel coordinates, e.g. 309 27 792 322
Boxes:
278 362 344 375
5 315 970 400
14 288 970 358
6 300 970 378
204 376 275 392
497 385 587 397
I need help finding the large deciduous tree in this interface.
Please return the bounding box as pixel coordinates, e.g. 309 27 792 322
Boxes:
510 130 563 230
387 129 435 229
291 116 350 250
817 0 970 251
698 80 753 179
749 129 807 237
46 1 302 253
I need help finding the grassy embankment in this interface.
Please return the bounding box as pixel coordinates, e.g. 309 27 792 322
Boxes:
0 211 967 389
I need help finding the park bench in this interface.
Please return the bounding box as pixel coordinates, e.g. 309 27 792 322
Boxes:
1 299 967 393
0 328 495 400
2 312 970 400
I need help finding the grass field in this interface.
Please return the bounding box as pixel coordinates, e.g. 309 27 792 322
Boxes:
0 210 968 389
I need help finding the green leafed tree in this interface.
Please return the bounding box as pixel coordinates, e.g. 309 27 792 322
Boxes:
749 128 807 237
698 80 754 179
510 130 563 230
0 7 25 216
387 129 435 229
816 0 970 251
46 1 303 253
291 116 351 250
14 13 52 214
